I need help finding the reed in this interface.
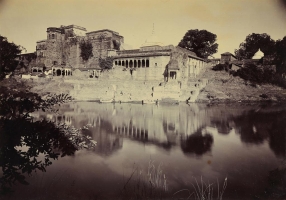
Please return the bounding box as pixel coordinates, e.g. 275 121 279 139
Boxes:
173 176 228 200
121 160 168 200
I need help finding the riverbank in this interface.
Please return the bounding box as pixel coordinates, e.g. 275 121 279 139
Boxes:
3 68 286 103
196 67 286 103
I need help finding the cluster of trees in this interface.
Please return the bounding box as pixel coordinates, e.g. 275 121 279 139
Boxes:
0 35 24 79
235 33 286 74
178 30 285 75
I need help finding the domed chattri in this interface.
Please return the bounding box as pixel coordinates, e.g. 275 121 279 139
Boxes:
252 48 264 59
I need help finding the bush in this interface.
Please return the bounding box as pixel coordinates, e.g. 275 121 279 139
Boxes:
272 74 286 88
79 40 93 61
99 57 113 70
233 64 286 88
235 64 266 83
212 63 229 71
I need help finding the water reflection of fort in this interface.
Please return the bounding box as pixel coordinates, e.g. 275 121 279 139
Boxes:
40 102 286 159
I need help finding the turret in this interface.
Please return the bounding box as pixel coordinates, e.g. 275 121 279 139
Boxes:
46 27 63 40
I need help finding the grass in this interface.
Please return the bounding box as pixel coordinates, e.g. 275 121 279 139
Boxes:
121 160 168 200
173 176 228 200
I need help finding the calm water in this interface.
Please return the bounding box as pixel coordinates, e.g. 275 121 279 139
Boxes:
3 102 286 200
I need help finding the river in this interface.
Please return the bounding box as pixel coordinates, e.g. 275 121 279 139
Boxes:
3 102 286 200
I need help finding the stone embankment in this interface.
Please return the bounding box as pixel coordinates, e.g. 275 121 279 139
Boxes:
14 62 286 103
23 75 208 103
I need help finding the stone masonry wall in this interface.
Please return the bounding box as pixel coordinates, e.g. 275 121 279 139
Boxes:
45 33 64 68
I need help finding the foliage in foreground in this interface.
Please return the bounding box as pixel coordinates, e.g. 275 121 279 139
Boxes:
0 84 96 194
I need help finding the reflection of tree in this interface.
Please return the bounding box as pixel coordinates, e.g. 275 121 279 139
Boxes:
231 108 286 158
232 110 271 145
181 128 213 156
211 119 231 135
256 168 286 199
269 111 286 158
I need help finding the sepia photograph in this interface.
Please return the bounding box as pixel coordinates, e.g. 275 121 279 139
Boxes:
0 0 286 199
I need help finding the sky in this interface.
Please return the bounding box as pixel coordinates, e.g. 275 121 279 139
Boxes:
0 0 285 58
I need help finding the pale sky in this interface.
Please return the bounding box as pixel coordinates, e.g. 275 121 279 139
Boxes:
0 0 285 58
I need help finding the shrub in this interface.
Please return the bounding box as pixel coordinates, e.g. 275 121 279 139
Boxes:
212 63 229 71
235 64 263 83
233 64 286 88
99 57 113 70
212 64 226 71
79 40 93 61
272 74 286 88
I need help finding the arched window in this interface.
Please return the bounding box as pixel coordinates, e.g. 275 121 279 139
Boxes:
126 60 129 67
129 60 133 68
134 60 137 68
122 61 125 66
138 60 141 68
115 61 118 65
146 59 149 67
56 69 61 76
142 60 145 67
51 34 55 39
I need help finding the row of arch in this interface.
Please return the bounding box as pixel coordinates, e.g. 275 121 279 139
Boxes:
52 68 72 76
114 59 150 68
31 67 43 73
114 125 149 140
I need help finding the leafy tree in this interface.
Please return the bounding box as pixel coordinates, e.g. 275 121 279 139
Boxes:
99 57 113 70
79 39 93 62
275 36 286 74
234 33 276 60
178 29 218 59
0 84 96 194
0 35 23 79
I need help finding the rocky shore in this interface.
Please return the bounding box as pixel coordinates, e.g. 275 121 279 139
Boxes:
196 68 286 103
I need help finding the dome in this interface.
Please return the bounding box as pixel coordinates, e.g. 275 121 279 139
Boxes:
141 34 164 47
252 48 264 59
141 24 164 47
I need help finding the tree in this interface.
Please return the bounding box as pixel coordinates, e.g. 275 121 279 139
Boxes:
275 36 286 74
178 29 218 59
99 57 113 70
0 35 23 79
234 33 276 60
79 39 93 62
0 84 96 193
